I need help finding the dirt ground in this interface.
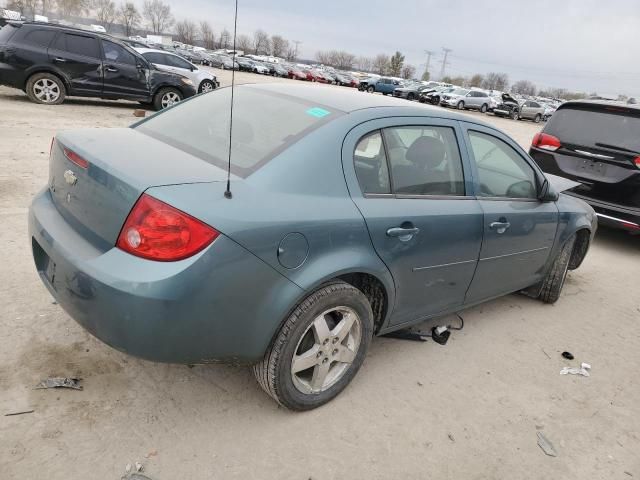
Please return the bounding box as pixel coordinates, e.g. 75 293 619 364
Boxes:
0 69 639 480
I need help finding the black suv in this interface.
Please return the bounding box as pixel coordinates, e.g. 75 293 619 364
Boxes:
0 22 197 109
530 101 640 233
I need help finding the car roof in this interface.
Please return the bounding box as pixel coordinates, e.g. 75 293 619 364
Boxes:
242 83 494 124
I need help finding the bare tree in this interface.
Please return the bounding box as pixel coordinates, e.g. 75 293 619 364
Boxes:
118 2 140 37
512 79 537 96
270 35 288 57
468 73 484 87
235 34 252 53
388 51 405 77
56 0 89 17
285 46 297 62
6 0 26 15
252 29 270 55
372 54 390 75
401 64 416 80
421 70 430 81
92 0 116 32
143 0 173 34
482 72 509 91
200 21 215 49
175 19 198 45
356 56 372 72
217 29 231 49
41 0 53 14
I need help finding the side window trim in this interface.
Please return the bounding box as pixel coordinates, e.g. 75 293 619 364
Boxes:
464 126 541 202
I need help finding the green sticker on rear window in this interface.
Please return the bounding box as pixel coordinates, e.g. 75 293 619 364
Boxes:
306 107 331 118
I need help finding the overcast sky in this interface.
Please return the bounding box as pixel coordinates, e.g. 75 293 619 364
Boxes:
139 0 640 96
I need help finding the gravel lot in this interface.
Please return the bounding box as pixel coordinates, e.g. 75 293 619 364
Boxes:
1 68 639 480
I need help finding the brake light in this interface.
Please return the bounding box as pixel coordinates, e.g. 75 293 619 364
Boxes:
63 147 89 169
116 194 219 261
634 156 640 169
532 133 562 151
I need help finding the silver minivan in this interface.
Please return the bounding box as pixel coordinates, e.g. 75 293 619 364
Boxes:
518 100 546 123
441 89 491 112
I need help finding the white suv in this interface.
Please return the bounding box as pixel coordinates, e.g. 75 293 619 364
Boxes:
135 48 219 94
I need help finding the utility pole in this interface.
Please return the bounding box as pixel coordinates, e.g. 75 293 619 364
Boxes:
424 50 434 77
440 47 452 79
292 40 302 61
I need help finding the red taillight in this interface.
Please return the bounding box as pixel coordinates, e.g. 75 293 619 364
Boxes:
116 194 219 261
63 147 89 169
532 133 562 152
634 156 640 169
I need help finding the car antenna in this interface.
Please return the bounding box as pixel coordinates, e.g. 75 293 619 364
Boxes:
224 0 239 199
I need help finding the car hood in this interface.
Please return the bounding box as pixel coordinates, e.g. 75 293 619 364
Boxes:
501 93 519 104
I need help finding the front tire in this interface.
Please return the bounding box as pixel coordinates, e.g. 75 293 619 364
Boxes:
511 110 519 120
534 113 542 123
153 87 183 111
198 80 215 93
367 85 375 93
26 73 66 105
538 236 576 304
480 103 488 113
457 101 465 110
253 281 373 411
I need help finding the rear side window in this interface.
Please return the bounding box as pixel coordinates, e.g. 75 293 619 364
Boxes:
384 126 465 196
136 87 342 178
142 52 164 64
354 131 391 194
546 106 640 152
53 33 99 58
21 28 56 47
166 54 192 69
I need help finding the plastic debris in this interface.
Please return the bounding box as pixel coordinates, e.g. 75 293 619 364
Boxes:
561 351 574 360
560 363 591 377
537 431 557 457
5 409 34 416
35 377 83 390
135 462 144 472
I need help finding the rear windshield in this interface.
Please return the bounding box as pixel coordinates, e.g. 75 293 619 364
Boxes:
546 106 640 152
136 87 341 177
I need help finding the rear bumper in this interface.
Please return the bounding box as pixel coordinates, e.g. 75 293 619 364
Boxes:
0 62 25 89
29 188 304 364
531 148 640 233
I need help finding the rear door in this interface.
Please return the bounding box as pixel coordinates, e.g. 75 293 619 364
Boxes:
462 124 558 303
48 31 102 95
100 39 149 99
343 117 483 326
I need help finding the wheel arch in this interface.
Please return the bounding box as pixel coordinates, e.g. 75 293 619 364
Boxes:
24 67 70 92
568 228 591 270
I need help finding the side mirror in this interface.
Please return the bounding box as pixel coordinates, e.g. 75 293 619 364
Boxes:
538 178 559 202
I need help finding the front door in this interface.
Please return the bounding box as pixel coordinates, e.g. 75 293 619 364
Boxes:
100 39 149 100
343 118 483 326
48 31 102 95
463 125 559 303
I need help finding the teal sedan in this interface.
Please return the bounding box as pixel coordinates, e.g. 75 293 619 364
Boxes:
29 84 596 410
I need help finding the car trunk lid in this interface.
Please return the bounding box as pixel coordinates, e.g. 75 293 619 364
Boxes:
49 128 229 249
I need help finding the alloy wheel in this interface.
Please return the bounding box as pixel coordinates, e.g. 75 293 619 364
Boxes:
33 79 61 104
161 92 181 108
200 81 214 93
290 306 362 394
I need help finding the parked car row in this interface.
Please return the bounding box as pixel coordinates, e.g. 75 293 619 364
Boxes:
0 21 203 110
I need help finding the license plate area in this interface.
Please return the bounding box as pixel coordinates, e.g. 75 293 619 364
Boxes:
577 158 607 176
32 237 56 285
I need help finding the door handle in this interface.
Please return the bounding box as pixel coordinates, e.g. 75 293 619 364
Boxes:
490 221 511 234
105 65 118 72
53 57 66 63
386 226 420 242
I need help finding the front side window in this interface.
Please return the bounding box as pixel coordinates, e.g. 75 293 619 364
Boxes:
21 28 56 47
167 54 192 69
384 126 465 196
353 131 390 194
142 52 164 64
468 130 538 199
102 40 136 65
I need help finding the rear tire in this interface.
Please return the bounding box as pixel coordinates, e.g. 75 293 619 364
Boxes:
538 235 576 304
534 113 542 123
253 281 373 411
153 87 183 111
26 72 66 105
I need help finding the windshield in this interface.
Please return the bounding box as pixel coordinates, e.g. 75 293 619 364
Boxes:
452 88 468 96
135 87 343 177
